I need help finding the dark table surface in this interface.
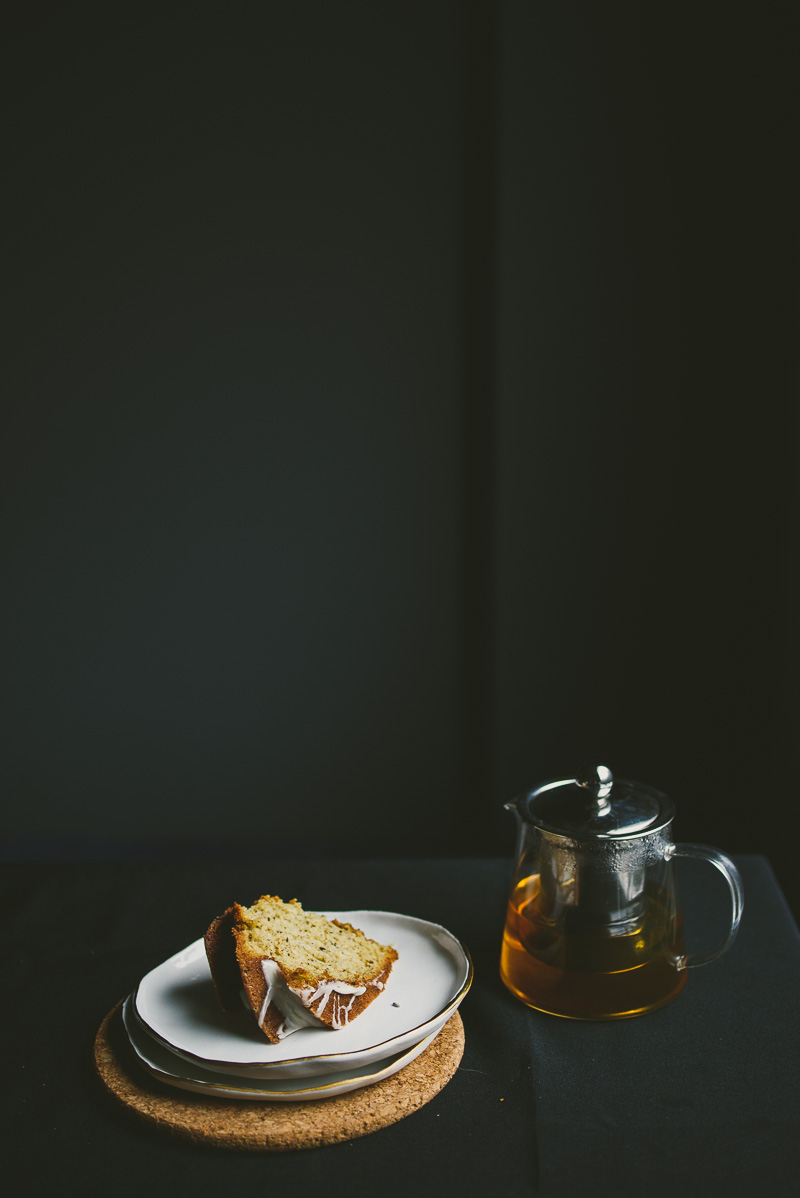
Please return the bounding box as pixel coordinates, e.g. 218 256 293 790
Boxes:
3 854 799 1197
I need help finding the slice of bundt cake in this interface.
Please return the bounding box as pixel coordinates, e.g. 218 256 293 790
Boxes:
204 895 398 1043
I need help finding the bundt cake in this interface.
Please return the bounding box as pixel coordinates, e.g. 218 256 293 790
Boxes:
204 895 398 1043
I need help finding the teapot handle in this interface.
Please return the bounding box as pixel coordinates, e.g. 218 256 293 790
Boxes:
667 843 744 969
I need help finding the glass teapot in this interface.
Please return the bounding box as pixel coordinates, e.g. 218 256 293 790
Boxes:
500 763 744 1019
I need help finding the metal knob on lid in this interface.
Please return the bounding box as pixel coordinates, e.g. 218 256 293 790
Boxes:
576 763 614 815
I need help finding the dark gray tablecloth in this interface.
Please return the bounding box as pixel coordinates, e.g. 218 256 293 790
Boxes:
2 855 798 1196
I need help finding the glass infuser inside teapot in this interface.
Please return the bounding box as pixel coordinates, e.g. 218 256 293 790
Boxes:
500 763 744 1019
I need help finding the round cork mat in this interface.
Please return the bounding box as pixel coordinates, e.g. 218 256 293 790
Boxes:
94 1001 464 1151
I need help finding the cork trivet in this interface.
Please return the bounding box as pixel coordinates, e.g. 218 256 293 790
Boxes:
94 1001 464 1151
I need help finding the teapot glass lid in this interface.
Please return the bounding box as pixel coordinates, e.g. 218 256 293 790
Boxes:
519 763 674 840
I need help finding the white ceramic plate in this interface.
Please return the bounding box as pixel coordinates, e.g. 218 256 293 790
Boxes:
122 995 440 1102
134 910 472 1079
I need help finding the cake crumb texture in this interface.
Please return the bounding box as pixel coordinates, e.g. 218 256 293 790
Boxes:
235 895 397 989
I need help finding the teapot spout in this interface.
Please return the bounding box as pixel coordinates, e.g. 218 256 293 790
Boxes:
504 797 523 823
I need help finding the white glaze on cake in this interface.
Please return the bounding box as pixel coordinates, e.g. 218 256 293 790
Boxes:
258 959 383 1039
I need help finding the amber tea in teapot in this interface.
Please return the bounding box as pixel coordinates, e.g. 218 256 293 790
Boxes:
502 873 688 1018
500 764 743 1019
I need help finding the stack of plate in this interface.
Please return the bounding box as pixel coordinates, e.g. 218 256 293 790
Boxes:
124 910 473 1101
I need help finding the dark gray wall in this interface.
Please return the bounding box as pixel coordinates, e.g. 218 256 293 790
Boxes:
3 1 463 857
3 3 797 909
